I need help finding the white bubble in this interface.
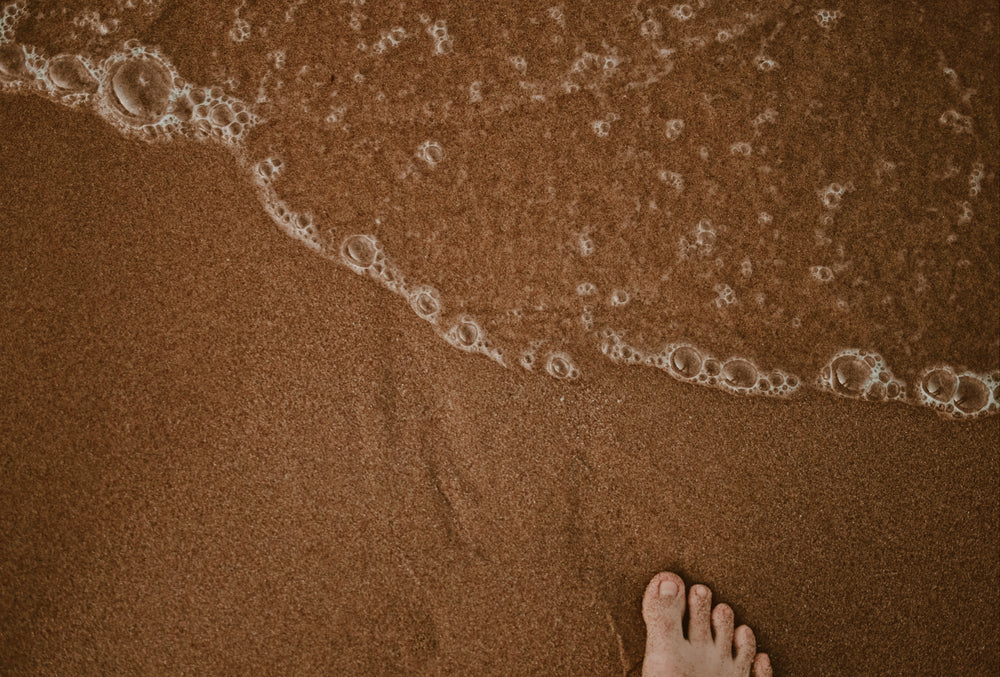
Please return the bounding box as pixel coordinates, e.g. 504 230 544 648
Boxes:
253 156 283 184
468 80 482 103
610 289 630 307
520 352 536 370
939 109 973 134
445 316 484 352
640 18 661 38
545 352 580 380
46 54 97 92
408 285 442 323
230 17 251 43
751 108 778 128
810 265 834 283
669 4 695 21
813 9 843 29
416 140 444 166
340 234 380 271
105 55 175 126
722 358 758 389
713 283 736 308
427 19 448 40
754 55 778 71
434 37 454 55
658 169 684 192
668 345 702 378
818 182 847 210
664 118 685 141
969 162 984 197
822 351 875 397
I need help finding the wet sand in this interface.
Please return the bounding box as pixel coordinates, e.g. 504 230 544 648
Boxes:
1 94 998 675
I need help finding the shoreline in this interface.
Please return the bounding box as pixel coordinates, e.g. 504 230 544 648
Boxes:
1 91 998 675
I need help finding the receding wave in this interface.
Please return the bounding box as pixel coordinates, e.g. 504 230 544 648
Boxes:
2 0 997 418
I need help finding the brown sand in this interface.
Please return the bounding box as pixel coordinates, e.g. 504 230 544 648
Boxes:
1 94 998 675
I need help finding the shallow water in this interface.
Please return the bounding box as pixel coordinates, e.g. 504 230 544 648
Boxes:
2 0 997 417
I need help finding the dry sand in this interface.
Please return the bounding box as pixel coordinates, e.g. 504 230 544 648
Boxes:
1 93 998 675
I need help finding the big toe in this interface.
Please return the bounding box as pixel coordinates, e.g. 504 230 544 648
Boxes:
642 572 686 654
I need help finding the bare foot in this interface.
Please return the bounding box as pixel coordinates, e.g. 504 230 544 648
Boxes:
641 572 772 677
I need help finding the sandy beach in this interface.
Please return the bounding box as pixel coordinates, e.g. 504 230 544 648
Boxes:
2 1 1000 674
1 93 998 675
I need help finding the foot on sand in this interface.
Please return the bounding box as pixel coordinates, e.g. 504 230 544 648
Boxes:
641 572 772 677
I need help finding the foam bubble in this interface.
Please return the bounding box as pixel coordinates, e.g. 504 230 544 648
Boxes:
640 18 662 39
729 141 752 156
939 109 973 135
829 353 873 396
368 256 407 295
591 119 611 137
658 169 684 192
0 42 26 81
916 368 997 417
819 350 906 403
865 381 887 400
817 182 851 210
417 140 444 166
253 156 283 185
106 56 174 125
670 4 695 21
814 9 843 29
665 118 685 141
444 316 485 353
230 17 251 43
713 283 735 308
520 341 542 371
47 54 97 92
722 358 757 389
456 320 478 346
610 289 630 306
669 345 701 379
545 352 579 380
953 375 990 414
921 368 957 403
209 102 235 127
703 358 722 378
340 234 379 271
755 55 778 71
408 285 441 323
810 266 834 283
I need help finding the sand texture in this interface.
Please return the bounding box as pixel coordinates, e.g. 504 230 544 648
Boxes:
1 95 998 676
2 1 1000 674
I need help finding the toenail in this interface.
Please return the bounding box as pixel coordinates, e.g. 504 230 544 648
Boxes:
659 579 678 597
